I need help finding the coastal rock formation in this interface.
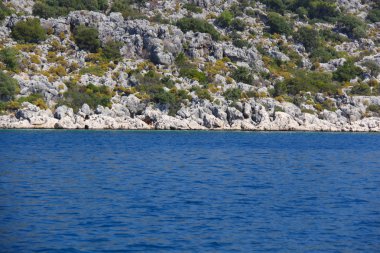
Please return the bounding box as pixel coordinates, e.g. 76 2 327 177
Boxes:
1 1 380 131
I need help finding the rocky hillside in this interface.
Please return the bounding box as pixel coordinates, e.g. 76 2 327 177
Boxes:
0 0 380 131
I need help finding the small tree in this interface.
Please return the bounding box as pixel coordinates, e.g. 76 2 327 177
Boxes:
177 17 221 41
231 19 246 31
216 10 233 28
102 41 122 60
308 1 338 21
367 8 380 23
337 15 367 39
0 2 12 21
223 88 241 101
73 25 100 53
11 18 47 43
0 71 18 101
231 67 253 84
350 83 371 96
0 47 20 71
267 12 292 35
294 27 320 52
333 61 363 82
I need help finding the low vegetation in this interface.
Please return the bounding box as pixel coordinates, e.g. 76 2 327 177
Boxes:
73 25 100 53
177 17 221 41
33 0 108 18
0 48 20 72
11 18 47 43
58 82 113 112
0 71 19 102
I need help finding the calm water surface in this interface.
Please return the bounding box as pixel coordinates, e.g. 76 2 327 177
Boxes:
0 130 379 252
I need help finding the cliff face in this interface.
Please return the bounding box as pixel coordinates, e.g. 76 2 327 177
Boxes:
1 0 380 131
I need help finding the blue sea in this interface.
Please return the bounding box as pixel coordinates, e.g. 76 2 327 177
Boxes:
0 130 379 252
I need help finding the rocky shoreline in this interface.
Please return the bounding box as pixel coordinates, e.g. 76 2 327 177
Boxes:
1 1 380 133
2 95 380 132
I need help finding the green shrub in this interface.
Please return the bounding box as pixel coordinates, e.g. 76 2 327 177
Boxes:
274 81 287 96
321 99 337 111
216 10 234 28
58 82 112 112
73 25 100 53
180 68 207 84
177 17 220 41
229 3 245 17
262 0 286 13
307 1 338 21
362 60 380 77
231 19 246 31
174 52 189 68
367 9 380 23
261 0 338 21
350 83 371 96
183 3 202 13
310 46 340 63
79 66 106 76
284 70 337 95
134 71 190 115
194 87 212 101
153 88 190 116
111 0 146 19
294 27 320 52
231 67 253 84
0 48 20 71
337 15 367 39
233 38 250 48
136 70 162 87
17 93 48 109
367 104 380 113
267 12 292 35
0 2 12 21
102 41 122 60
0 71 18 101
320 29 349 43
11 18 47 43
33 0 108 18
333 61 363 82
223 88 241 101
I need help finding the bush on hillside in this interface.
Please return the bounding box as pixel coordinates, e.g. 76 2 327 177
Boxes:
11 18 47 43
73 25 100 53
307 1 338 21
183 3 202 13
284 70 337 95
310 46 340 63
0 71 18 101
177 17 221 41
333 61 363 82
350 83 371 96
33 0 108 18
0 2 12 21
294 27 320 52
215 10 234 28
102 41 122 61
367 8 380 23
111 0 146 19
58 82 112 112
0 48 20 71
361 60 380 77
267 12 292 35
223 88 242 101
337 15 367 39
231 67 254 84
261 0 286 13
231 19 246 31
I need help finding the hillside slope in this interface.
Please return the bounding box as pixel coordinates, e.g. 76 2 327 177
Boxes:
0 0 380 131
